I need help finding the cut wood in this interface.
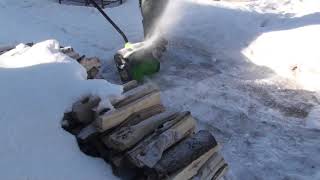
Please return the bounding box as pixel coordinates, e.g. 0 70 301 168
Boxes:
106 111 178 151
127 112 190 168
150 130 218 179
212 164 229 180
168 146 221 180
72 96 101 125
76 123 98 141
100 104 165 140
112 104 166 131
123 80 139 92
60 46 81 60
135 114 196 168
113 83 158 108
191 159 226 180
190 153 224 180
95 91 161 132
78 57 101 79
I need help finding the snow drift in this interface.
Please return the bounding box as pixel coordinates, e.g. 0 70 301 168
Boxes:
0 40 121 180
243 25 320 91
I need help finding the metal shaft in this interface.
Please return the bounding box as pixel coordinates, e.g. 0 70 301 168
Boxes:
88 0 129 43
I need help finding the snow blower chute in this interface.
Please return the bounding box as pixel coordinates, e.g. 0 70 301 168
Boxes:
88 0 167 82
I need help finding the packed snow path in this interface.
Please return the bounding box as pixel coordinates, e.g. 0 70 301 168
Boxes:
1 0 320 180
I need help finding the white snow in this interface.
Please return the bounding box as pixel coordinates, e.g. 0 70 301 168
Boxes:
0 40 122 180
1 0 320 180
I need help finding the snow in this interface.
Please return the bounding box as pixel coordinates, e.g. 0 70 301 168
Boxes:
1 0 320 180
0 40 122 180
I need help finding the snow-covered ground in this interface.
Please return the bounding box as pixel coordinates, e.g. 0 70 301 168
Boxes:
1 0 320 180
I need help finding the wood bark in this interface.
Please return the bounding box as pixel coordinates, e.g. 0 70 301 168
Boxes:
113 83 158 108
106 111 178 151
72 96 101 125
190 153 224 180
134 114 196 168
111 104 165 132
168 146 220 180
99 104 165 150
150 130 218 179
127 112 190 168
212 164 229 180
60 46 81 60
123 80 139 92
95 91 161 132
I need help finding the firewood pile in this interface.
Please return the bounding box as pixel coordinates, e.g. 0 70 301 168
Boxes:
60 46 102 79
62 81 229 180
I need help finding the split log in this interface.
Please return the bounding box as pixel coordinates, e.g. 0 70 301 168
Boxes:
72 96 101 125
60 46 81 60
113 83 158 108
76 124 100 157
127 112 191 168
101 104 165 137
97 105 165 167
133 113 196 168
123 80 139 92
99 104 165 158
78 57 101 79
95 90 161 132
169 150 223 180
192 153 226 180
168 146 221 180
77 123 98 141
212 164 229 180
105 111 178 151
190 153 225 180
149 130 218 179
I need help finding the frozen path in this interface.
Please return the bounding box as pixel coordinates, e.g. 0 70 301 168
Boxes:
149 1 320 180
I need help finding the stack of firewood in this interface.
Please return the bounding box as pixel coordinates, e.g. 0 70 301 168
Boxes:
60 46 102 79
62 81 228 180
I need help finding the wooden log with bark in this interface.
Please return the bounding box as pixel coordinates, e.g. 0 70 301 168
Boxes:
113 83 158 108
147 130 219 179
130 112 196 168
72 96 101 125
190 152 228 180
127 111 191 168
168 146 221 180
61 96 100 135
59 46 101 79
95 84 161 132
78 57 101 79
105 111 178 151
123 80 139 92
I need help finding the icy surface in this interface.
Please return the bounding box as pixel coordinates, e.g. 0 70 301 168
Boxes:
1 0 320 180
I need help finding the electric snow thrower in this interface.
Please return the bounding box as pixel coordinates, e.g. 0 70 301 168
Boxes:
88 0 167 82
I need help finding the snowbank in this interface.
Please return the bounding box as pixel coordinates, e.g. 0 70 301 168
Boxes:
0 40 121 180
243 25 320 91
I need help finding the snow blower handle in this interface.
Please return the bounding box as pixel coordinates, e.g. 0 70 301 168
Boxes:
88 0 129 43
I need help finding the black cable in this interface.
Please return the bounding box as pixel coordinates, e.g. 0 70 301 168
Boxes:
88 0 129 43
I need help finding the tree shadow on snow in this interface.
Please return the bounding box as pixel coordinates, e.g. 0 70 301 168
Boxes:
149 2 320 180
154 1 320 89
